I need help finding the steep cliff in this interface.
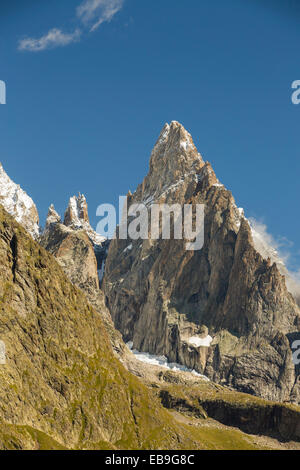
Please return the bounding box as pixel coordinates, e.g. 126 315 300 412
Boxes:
103 121 300 403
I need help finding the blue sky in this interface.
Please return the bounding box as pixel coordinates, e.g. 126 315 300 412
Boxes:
1 0 300 270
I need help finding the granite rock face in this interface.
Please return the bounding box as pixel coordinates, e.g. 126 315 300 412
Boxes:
103 121 300 403
42 196 108 285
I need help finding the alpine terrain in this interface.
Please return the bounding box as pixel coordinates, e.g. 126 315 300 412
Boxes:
0 121 300 450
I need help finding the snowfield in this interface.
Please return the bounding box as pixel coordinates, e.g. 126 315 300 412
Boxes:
188 335 213 347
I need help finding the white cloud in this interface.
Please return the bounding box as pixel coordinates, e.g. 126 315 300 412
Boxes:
18 0 124 52
77 0 124 32
249 218 289 263
249 217 300 304
18 28 81 52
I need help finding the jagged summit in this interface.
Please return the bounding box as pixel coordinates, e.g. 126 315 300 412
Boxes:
150 121 204 173
62 193 105 246
143 122 297 289
64 193 89 228
44 193 106 247
0 162 39 239
135 121 205 206
41 193 108 293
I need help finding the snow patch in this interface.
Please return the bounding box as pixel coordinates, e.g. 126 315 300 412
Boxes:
180 141 187 151
127 342 209 381
235 207 245 229
123 243 133 253
188 335 213 348
66 194 106 246
0 163 39 239
156 124 170 147
180 133 195 152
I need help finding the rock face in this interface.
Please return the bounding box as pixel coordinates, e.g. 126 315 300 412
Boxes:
42 196 108 284
45 204 61 228
103 121 300 404
0 163 39 239
42 218 99 292
63 194 109 284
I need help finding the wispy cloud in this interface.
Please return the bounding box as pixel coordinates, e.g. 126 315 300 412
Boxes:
18 0 124 52
249 217 300 303
77 0 124 32
19 28 81 52
249 217 294 266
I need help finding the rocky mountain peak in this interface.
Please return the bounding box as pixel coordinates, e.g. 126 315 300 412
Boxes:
150 121 204 179
0 162 39 239
45 204 61 229
64 193 89 228
41 194 106 300
42 193 105 248
135 122 205 205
